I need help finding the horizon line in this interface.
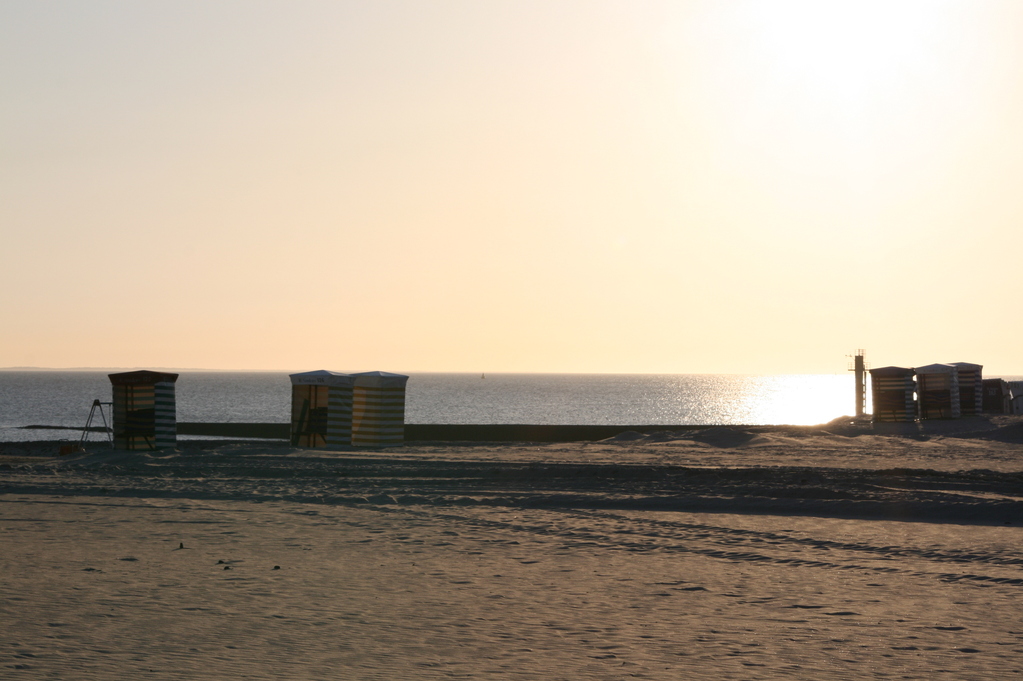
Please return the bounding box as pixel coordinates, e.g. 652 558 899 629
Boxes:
2 367 1022 378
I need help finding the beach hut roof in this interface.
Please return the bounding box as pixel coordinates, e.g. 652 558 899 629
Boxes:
915 363 957 374
950 362 983 371
289 370 354 387
351 370 409 387
108 370 179 385
869 366 914 376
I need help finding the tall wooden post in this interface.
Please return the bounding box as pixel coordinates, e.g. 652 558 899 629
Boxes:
852 350 866 418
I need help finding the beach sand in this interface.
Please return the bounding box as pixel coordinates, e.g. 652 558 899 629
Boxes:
3 419 1023 679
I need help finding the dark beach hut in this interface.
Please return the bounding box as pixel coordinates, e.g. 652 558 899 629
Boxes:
982 378 1012 414
869 366 917 422
950 362 983 416
289 370 354 449
108 370 179 450
1009 381 1023 416
915 363 961 419
351 371 409 447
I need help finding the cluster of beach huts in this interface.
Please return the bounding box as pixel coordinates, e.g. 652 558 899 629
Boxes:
870 362 1021 422
98 364 1021 449
107 369 408 451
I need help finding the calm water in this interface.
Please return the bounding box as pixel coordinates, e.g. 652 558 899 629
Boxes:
0 371 858 442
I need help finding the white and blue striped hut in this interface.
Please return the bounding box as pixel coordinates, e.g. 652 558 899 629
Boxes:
950 362 983 416
916 363 961 419
289 370 354 449
351 371 409 447
869 366 917 423
109 370 179 450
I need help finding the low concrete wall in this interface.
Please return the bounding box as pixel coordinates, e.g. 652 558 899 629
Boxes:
176 423 713 442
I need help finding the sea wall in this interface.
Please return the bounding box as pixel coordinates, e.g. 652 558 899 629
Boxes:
175 423 712 442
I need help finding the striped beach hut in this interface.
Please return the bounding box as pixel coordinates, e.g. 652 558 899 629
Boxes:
950 362 983 416
915 364 961 420
351 371 409 447
108 370 179 450
869 366 917 423
289 370 354 449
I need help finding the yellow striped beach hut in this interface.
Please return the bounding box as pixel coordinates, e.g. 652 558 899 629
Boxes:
289 370 354 449
351 371 409 447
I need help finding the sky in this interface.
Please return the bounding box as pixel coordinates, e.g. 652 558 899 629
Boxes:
3 0 1022 374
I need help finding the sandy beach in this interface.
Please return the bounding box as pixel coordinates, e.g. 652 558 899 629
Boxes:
3 418 1023 679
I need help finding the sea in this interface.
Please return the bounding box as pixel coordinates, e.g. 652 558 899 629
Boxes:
0 371 862 442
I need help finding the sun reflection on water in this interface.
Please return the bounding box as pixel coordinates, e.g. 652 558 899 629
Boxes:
0 371 859 440
723 375 854 426
408 373 857 426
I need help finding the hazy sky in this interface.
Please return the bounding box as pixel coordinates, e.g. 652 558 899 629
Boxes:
3 1 1021 374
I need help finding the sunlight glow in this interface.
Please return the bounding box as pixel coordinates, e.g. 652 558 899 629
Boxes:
741 1 951 108
701 0 979 164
